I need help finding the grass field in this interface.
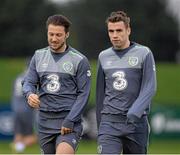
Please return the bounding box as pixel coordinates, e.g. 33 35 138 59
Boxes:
0 139 180 154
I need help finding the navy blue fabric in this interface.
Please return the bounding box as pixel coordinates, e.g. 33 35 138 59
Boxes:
98 117 149 154
38 115 82 154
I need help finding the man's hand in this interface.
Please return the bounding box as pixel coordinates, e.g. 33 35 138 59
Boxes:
28 93 40 109
61 126 73 135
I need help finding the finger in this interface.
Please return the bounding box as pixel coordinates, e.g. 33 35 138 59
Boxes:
28 99 40 108
28 100 38 108
29 96 40 104
67 129 72 133
61 129 64 135
62 127 72 134
61 127 70 135
28 96 40 108
29 94 40 102
33 104 40 109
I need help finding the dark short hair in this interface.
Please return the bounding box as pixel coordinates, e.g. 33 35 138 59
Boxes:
46 14 71 33
106 11 130 28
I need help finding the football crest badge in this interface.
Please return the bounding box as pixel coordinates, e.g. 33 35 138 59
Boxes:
128 57 138 66
63 62 73 73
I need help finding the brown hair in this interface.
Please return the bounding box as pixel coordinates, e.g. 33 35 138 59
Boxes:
46 14 71 33
106 11 130 28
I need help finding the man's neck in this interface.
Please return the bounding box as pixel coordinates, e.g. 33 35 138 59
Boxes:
114 40 130 50
53 44 67 53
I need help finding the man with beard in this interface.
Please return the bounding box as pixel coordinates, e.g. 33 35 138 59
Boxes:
23 14 91 154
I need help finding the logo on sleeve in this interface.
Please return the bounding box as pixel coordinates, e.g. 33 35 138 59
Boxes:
128 57 138 66
87 70 91 77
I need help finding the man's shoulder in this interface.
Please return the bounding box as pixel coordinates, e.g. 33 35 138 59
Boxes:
68 46 87 60
133 42 151 54
99 47 113 58
35 47 49 55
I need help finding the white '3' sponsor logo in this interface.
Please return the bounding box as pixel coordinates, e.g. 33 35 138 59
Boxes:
112 71 128 91
46 74 60 92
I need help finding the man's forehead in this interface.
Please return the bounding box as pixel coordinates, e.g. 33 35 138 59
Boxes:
108 21 126 29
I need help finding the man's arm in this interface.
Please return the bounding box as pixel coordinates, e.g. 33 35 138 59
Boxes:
22 55 40 108
62 57 91 130
96 60 105 129
127 51 157 122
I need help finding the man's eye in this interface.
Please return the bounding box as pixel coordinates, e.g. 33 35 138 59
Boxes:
109 30 114 33
49 33 54 36
116 29 122 32
56 34 62 37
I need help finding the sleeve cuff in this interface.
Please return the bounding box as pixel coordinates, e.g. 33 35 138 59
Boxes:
26 92 33 99
62 119 74 129
127 114 140 123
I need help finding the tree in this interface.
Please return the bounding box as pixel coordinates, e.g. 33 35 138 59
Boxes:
0 0 60 57
58 0 179 61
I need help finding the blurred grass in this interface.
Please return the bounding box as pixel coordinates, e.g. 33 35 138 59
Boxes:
0 58 26 103
155 63 180 104
0 139 179 154
0 58 180 105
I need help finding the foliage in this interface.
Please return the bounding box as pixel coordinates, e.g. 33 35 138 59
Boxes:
0 0 179 61
0 0 60 57
59 0 179 61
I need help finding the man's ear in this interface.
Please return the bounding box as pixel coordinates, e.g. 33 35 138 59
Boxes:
128 27 131 35
66 32 70 39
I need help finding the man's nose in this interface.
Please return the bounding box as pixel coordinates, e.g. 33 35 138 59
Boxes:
112 32 118 38
52 35 57 41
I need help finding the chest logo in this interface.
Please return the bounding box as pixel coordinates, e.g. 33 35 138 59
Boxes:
63 62 73 73
128 57 138 66
46 74 60 92
106 61 112 66
112 71 128 91
42 63 48 68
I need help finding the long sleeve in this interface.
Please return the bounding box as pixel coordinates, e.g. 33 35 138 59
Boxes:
127 51 157 120
96 60 105 129
22 55 39 99
62 57 91 129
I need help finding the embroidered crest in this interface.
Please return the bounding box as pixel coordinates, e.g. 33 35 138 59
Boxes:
63 62 73 73
128 57 138 66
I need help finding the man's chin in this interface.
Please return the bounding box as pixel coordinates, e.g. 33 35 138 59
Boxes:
113 44 121 48
50 46 58 51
